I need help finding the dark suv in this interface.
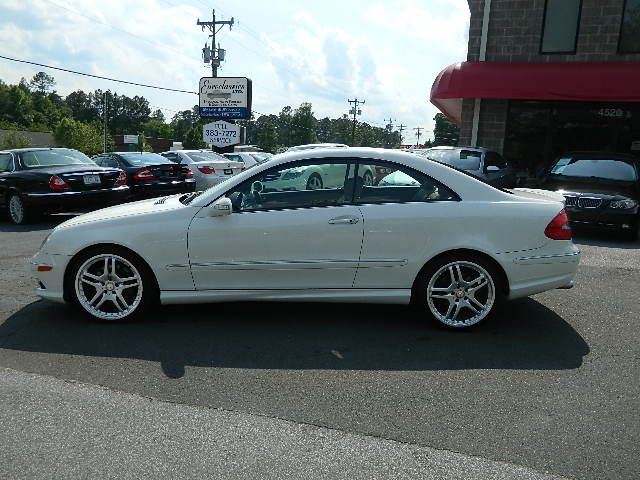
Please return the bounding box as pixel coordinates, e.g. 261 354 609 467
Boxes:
542 152 640 240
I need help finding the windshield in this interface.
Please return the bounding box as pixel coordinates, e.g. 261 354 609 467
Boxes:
119 152 170 166
426 149 482 170
186 151 227 162
550 158 638 181
250 153 272 163
20 149 95 169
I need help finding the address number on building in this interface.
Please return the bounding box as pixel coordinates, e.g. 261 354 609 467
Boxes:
202 121 241 147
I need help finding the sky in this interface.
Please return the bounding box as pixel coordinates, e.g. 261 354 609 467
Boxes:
0 0 470 143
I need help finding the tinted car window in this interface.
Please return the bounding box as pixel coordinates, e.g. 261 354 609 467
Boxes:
226 160 355 212
0 154 12 172
224 154 243 162
118 152 169 166
186 152 227 162
21 149 95 169
550 158 637 181
427 149 481 170
355 160 458 204
484 151 508 169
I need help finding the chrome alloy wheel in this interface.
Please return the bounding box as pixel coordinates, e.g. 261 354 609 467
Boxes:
426 261 495 328
74 254 143 320
8 195 24 224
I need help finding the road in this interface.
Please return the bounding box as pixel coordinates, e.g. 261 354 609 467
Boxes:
0 216 638 479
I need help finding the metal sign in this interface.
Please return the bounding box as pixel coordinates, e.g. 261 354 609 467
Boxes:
203 121 241 147
123 134 138 144
199 77 252 119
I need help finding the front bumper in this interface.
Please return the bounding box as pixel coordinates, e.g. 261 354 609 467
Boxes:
31 251 72 304
565 206 639 231
24 185 130 212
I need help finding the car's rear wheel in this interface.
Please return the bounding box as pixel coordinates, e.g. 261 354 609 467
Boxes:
416 255 503 329
7 194 33 225
69 248 157 321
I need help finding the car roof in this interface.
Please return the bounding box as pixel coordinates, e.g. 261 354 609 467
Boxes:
0 147 69 154
560 151 639 161
429 146 490 153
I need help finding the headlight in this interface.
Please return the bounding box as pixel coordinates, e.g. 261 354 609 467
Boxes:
610 199 638 209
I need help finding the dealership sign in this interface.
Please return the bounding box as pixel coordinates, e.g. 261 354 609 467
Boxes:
199 77 252 119
203 121 241 147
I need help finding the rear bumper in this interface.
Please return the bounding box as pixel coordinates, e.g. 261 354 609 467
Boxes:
24 186 130 212
130 180 196 199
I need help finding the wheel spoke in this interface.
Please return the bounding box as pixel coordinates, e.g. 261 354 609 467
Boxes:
451 301 462 320
467 274 485 287
455 264 463 283
94 295 107 309
444 299 455 318
448 266 456 285
102 257 109 277
115 292 130 310
468 295 485 310
465 301 480 314
89 290 103 306
469 280 488 294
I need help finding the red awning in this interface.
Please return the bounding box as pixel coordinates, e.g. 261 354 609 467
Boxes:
430 61 640 124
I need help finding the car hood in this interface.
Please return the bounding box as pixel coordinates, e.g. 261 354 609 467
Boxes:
544 176 638 199
56 194 190 229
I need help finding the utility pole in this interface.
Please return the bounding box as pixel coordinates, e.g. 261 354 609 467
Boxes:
384 118 394 148
413 127 424 147
103 92 108 153
197 10 234 77
348 98 365 146
397 124 406 145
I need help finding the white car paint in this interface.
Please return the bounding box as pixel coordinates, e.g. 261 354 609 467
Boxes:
32 148 579 326
223 152 272 169
160 150 243 189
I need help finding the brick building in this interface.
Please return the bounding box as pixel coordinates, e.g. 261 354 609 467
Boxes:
431 0 640 177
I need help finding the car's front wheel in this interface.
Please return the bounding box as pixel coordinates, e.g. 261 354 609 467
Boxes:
68 247 157 321
415 254 503 329
7 194 34 225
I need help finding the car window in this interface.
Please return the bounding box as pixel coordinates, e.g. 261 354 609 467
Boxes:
118 152 169 166
484 151 508 169
20 149 95 169
550 158 638 181
224 154 244 162
427 149 481 170
225 159 355 212
186 151 227 162
102 156 120 168
354 160 458 204
161 153 181 163
0 154 13 172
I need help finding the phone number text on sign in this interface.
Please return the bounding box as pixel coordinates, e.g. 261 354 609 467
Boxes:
203 121 241 147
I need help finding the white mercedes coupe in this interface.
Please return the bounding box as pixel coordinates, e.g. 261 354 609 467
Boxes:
31 148 580 329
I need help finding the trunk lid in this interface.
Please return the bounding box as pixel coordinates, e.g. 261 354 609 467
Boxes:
56 167 122 191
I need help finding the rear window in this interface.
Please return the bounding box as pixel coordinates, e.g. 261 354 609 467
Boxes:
186 151 227 162
119 152 169 166
20 149 95 169
223 154 243 162
426 149 481 170
550 158 638 181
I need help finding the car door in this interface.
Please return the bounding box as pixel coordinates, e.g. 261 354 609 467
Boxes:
352 159 460 289
188 158 364 290
0 153 15 209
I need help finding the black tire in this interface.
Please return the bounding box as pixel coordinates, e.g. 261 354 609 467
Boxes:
414 253 505 329
6 193 34 225
306 173 323 190
66 246 159 322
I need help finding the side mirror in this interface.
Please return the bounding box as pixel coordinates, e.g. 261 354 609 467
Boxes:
209 196 233 216
485 165 500 172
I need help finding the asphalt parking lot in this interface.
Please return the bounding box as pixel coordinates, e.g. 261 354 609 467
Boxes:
0 216 638 480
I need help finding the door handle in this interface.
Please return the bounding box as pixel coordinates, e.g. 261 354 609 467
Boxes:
328 216 359 225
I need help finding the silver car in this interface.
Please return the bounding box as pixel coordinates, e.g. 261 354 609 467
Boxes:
160 150 244 190
223 151 273 170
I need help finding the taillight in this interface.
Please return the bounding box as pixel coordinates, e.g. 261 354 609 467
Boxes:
115 171 127 185
197 166 215 175
544 209 572 240
132 167 157 181
183 167 195 178
49 175 69 191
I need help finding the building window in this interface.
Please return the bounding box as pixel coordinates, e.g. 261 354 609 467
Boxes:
619 0 640 53
540 0 582 54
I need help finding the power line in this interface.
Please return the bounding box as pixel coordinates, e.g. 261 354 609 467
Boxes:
347 98 365 146
0 55 198 95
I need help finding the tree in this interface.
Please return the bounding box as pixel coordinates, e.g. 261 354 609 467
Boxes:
150 109 165 122
257 121 278 153
290 102 318 146
142 118 173 139
53 117 110 156
170 108 198 142
29 72 56 94
0 131 32 149
182 124 207 149
432 113 459 146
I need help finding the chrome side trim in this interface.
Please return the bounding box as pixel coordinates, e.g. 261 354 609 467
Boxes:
25 185 130 197
182 258 408 271
514 251 581 265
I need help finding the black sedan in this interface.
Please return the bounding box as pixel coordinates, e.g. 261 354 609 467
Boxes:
0 148 129 225
410 146 518 188
93 152 196 200
542 152 640 240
